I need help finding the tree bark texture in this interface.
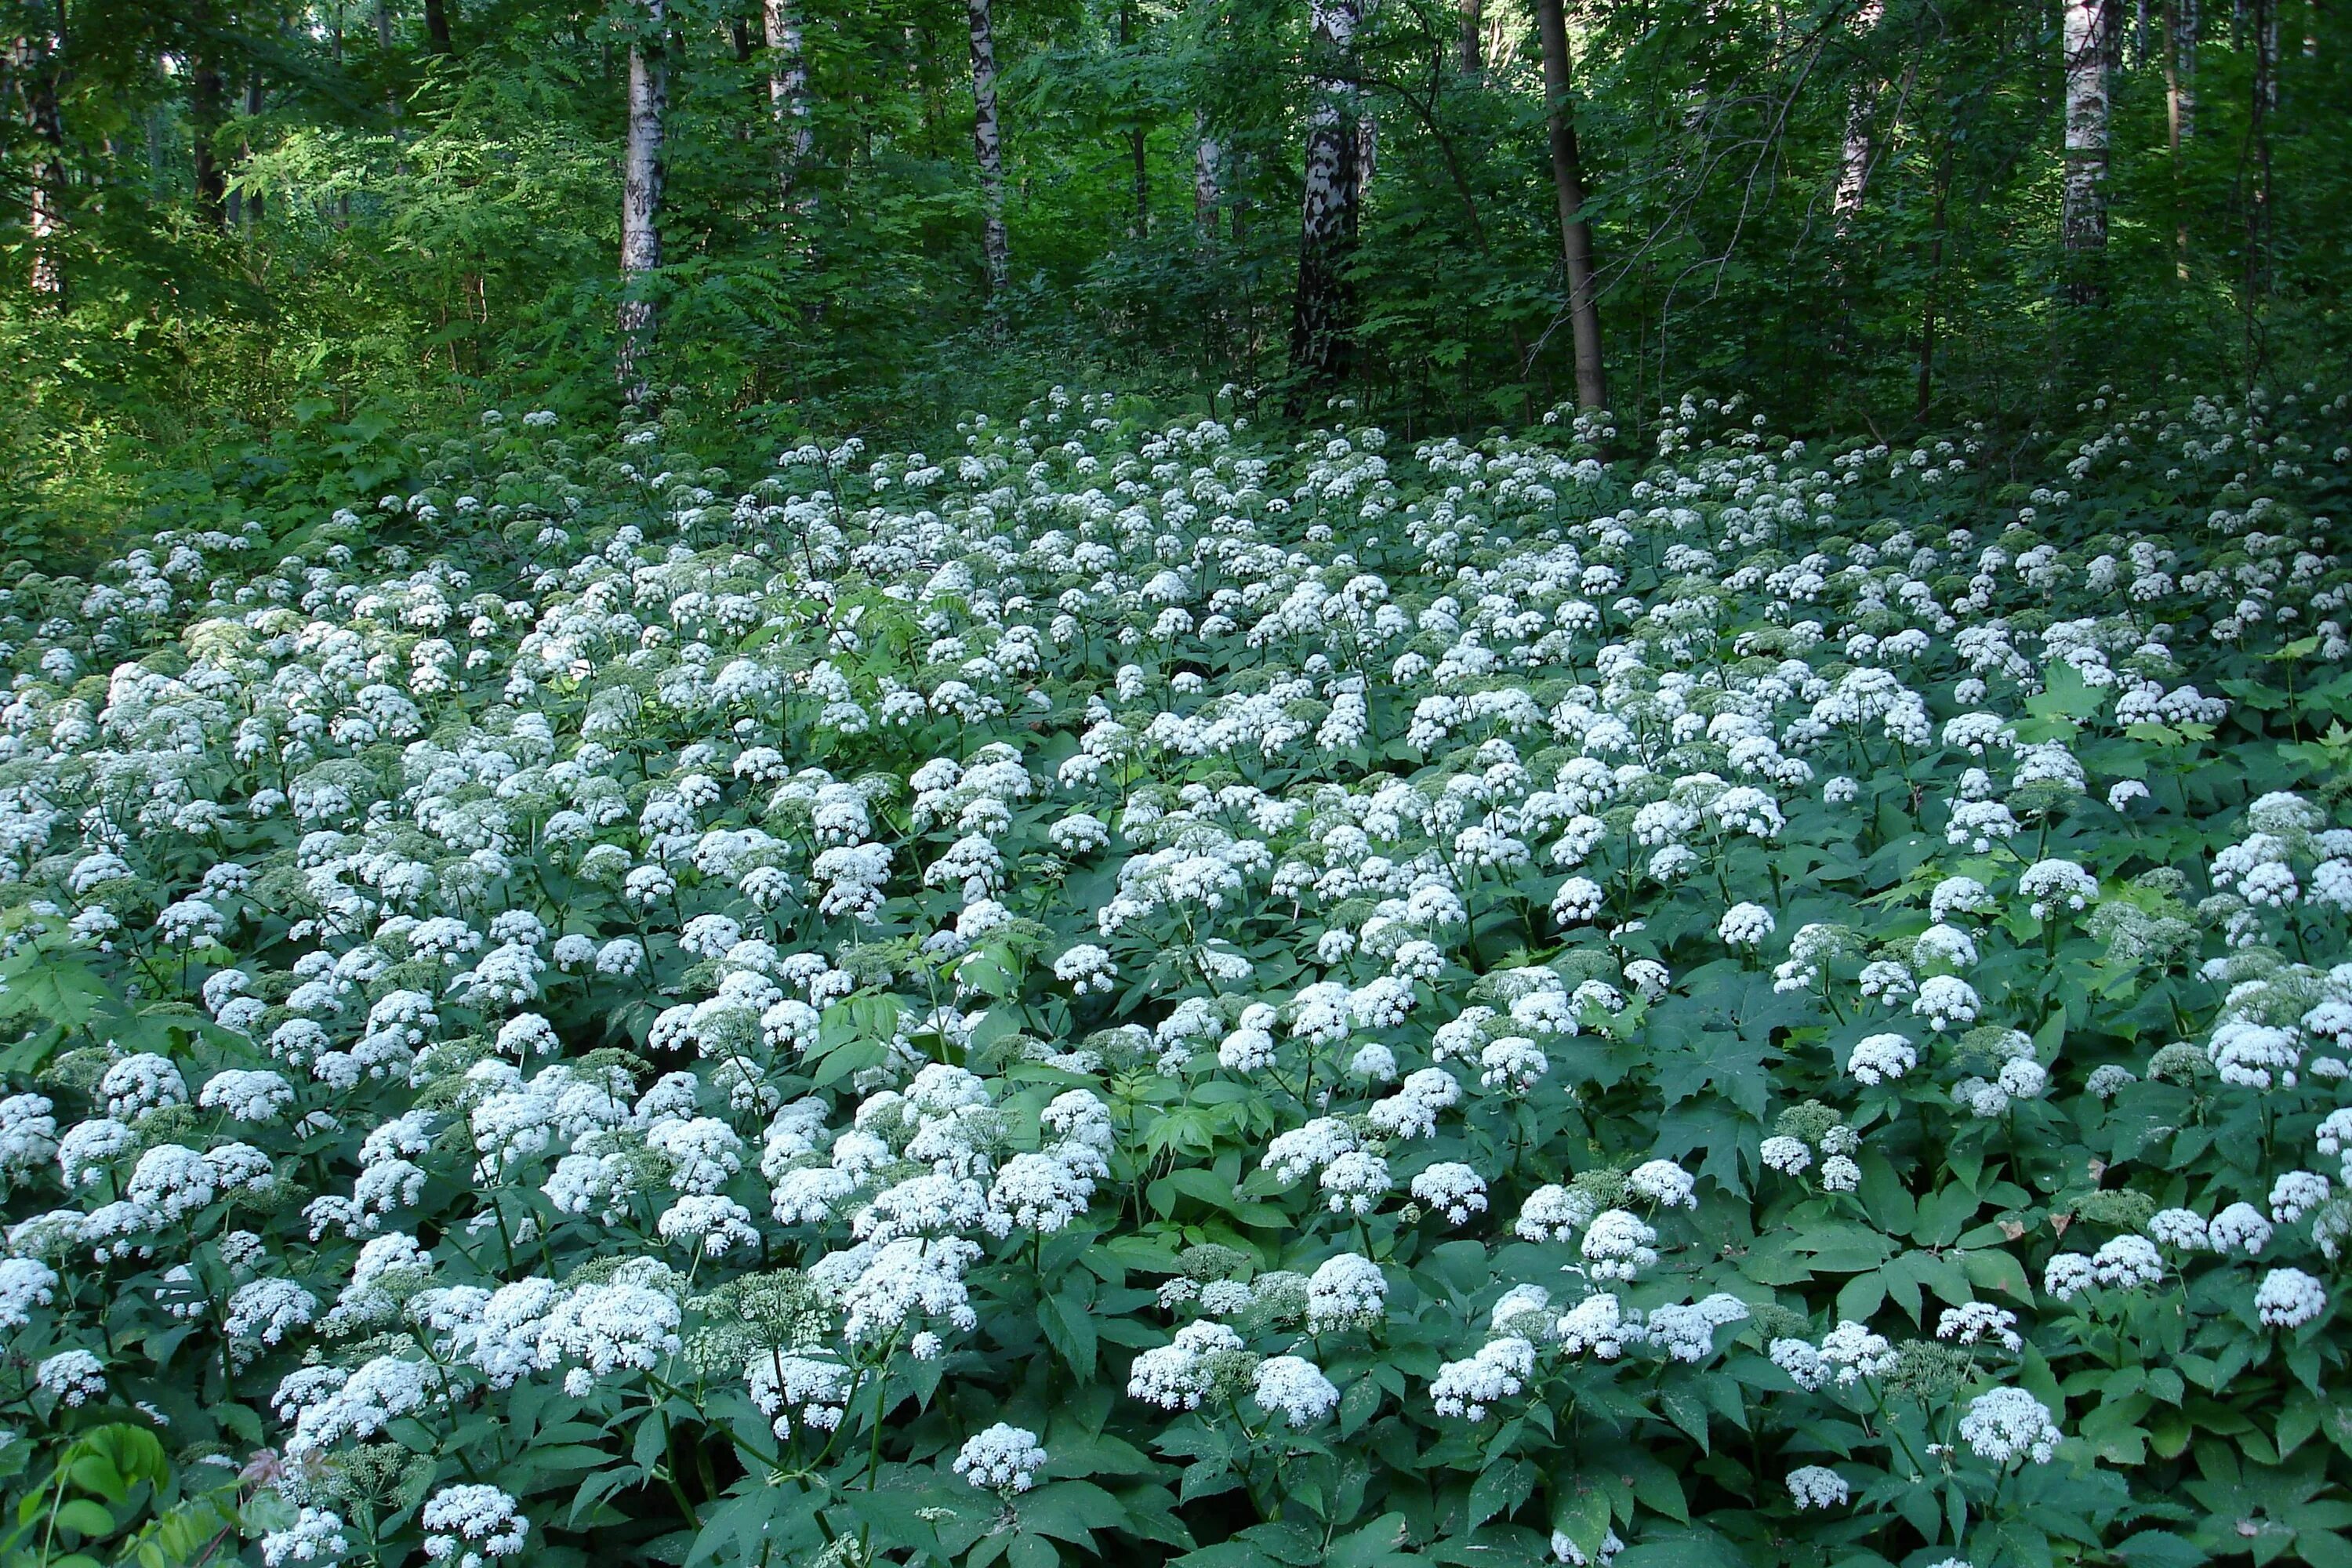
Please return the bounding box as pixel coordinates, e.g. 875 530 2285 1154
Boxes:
2061 0 2110 305
1458 0 1483 71
967 0 1009 294
2165 0 2194 276
764 0 812 207
618 0 667 400
11 5 67 301
424 0 454 53
1192 109 1219 239
1287 0 1363 399
191 49 227 227
2166 0 2195 140
1831 0 1886 233
1534 0 1606 408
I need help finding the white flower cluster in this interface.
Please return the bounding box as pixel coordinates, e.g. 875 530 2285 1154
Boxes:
0 383 2339 1566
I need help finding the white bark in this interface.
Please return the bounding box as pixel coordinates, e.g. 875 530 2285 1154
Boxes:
1831 0 1886 232
618 0 667 397
967 0 1009 295
2062 0 2110 303
1287 0 1363 388
2170 0 2195 140
1192 109 1220 239
764 0 813 208
12 20 65 301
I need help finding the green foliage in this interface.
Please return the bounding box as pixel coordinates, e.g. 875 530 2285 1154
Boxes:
0 377 2347 1568
5 0 2351 557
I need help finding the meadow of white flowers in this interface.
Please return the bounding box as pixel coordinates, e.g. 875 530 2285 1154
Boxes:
0 381 2347 1568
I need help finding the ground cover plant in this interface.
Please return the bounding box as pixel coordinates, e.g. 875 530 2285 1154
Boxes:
0 379 2348 1568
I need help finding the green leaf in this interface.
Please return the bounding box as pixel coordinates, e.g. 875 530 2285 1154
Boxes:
53 1498 116 1538
1040 1290 1098 1377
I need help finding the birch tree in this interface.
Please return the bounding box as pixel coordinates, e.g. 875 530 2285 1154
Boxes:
10 1 66 301
1831 0 1886 233
967 0 1009 295
1193 109 1219 239
2061 0 2110 305
2165 0 2194 274
764 0 812 209
618 0 667 398
1534 0 1606 408
1287 0 1362 395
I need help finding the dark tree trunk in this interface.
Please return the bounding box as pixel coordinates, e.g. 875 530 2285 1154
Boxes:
1121 2 1147 236
1534 0 1606 407
423 0 454 53
191 49 227 226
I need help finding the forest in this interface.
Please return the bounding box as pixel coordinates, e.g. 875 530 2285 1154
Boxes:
0 2 2350 1568
0 0 2347 540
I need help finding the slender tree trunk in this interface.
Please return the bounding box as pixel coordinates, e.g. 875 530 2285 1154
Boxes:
375 0 405 172
191 49 227 227
1831 0 1886 234
1534 0 1606 408
1459 0 1484 69
2060 0 2111 305
238 68 266 227
2164 0 2183 133
13 2 67 302
1918 150 1949 422
1356 113 1377 201
2165 0 2193 277
2244 0 2273 372
423 0 453 53
764 0 812 207
1192 109 1219 239
1287 0 1363 401
617 0 667 400
1120 2 1147 236
967 0 1008 294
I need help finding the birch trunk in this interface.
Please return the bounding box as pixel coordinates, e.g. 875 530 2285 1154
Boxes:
2166 0 2195 140
1831 0 1886 234
967 0 1009 294
764 0 812 207
2245 0 2272 336
13 6 66 301
2060 0 2110 305
1286 0 1362 397
2165 0 2194 276
1192 110 1219 239
1534 0 1606 408
617 0 667 400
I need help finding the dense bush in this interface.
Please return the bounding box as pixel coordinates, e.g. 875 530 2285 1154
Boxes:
0 380 2348 1568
